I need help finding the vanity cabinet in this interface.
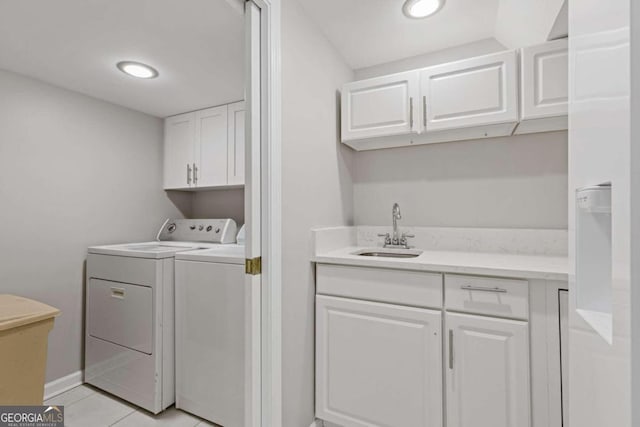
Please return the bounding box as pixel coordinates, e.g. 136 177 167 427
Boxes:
163 101 245 190
516 38 568 134
314 264 564 427
445 312 530 427
315 265 443 427
316 295 443 427
445 274 531 427
341 71 420 142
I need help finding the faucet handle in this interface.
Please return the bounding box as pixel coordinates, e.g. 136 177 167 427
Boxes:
400 233 415 248
377 233 391 246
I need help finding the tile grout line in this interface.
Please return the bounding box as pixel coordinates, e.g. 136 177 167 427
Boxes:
107 408 137 427
46 388 96 408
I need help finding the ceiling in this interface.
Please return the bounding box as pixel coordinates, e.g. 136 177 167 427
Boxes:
0 0 245 117
296 0 566 70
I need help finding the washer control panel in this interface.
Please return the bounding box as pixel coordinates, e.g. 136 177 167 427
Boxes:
157 219 238 244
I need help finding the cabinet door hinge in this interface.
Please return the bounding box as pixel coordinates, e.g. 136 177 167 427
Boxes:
245 257 262 275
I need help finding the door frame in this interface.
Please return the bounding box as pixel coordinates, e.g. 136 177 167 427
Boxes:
246 0 282 426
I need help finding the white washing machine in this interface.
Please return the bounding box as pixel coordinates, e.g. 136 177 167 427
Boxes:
85 218 237 414
174 243 246 426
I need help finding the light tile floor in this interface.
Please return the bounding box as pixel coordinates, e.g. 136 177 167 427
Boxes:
44 385 218 427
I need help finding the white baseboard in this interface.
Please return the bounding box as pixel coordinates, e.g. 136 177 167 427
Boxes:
44 370 83 401
309 419 324 427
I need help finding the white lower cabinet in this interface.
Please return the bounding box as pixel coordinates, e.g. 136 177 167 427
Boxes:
316 295 443 427
445 312 531 427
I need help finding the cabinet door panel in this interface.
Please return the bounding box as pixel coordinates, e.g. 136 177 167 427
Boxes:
521 39 568 120
227 101 245 186
420 51 518 132
341 71 420 141
316 295 442 427
164 112 195 189
446 312 530 427
196 106 228 187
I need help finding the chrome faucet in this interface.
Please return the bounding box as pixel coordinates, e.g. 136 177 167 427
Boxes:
378 203 414 248
392 202 402 244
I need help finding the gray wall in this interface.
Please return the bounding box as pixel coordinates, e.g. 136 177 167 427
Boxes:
353 131 568 229
0 69 190 382
281 0 355 425
191 188 244 226
354 38 506 80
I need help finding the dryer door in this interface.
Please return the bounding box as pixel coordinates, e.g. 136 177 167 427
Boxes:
87 279 153 354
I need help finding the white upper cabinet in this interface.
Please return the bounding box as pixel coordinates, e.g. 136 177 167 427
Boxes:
420 50 518 134
341 71 420 142
341 50 520 150
195 105 228 187
316 295 443 427
227 101 245 186
164 101 245 190
446 312 531 427
516 38 568 134
164 112 196 190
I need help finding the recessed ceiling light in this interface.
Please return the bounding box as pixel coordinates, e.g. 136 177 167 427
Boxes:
403 0 445 19
116 61 159 79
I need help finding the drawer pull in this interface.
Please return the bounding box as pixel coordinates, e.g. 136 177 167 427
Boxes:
461 285 507 293
111 287 125 299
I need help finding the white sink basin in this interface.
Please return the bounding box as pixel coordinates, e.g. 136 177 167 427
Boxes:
352 249 423 259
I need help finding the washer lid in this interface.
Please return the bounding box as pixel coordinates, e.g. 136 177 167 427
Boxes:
88 241 209 259
175 244 245 264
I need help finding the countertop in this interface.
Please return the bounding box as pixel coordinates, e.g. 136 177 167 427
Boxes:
313 246 569 281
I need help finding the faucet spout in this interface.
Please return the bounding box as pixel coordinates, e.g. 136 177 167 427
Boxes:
392 203 401 244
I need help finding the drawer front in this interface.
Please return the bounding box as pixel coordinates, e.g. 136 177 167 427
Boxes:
87 279 154 354
317 264 442 309
445 274 529 320
88 253 158 287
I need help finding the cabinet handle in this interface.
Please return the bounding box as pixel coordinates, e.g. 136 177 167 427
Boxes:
187 163 192 185
111 287 125 299
449 329 454 370
193 163 198 185
409 97 414 129
422 95 427 127
461 285 508 293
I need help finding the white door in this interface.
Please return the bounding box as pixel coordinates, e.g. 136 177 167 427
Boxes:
227 101 246 186
420 50 518 132
196 105 228 187
316 295 443 427
164 112 195 189
341 70 420 141
244 2 261 426
521 39 568 120
446 312 530 427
